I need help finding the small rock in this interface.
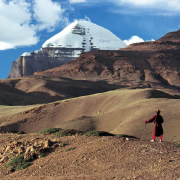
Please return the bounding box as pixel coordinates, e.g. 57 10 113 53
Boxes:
4 146 11 153
0 156 7 163
44 140 50 148
18 147 24 155
25 146 31 154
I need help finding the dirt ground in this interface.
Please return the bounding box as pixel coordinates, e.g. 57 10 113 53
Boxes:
0 133 180 180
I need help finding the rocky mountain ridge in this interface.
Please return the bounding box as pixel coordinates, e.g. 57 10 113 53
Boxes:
35 29 180 88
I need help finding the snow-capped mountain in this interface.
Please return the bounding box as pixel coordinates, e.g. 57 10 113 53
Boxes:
42 21 126 55
8 21 126 78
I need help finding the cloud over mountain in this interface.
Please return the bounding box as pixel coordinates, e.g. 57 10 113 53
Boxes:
0 0 67 50
123 36 144 45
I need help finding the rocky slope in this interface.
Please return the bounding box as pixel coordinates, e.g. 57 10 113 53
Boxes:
0 134 180 180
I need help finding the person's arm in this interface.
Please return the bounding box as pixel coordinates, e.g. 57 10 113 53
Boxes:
145 115 156 124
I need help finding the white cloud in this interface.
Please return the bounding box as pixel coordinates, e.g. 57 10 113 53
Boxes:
69 0 87 3
123 36 144 45
72 0 180 14
0 0 38 50
147 39 155 42
111 0 180 13
33 0 66 32
74 15 91 22
0 0 68 50
123 36 156 45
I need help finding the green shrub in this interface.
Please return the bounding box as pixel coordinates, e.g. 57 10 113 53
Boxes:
55 129 84 137
11 131 26 134
7 155 31 171
39 128 62 135
65 147 76 152
176 144 180 148
40 152 45 158
84 131 115 137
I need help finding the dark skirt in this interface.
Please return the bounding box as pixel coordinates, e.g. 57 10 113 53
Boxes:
154 124 163 136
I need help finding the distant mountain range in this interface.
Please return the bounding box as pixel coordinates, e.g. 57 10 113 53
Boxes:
8 21 126 78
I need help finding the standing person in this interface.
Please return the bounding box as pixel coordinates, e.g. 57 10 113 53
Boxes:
145 109 164 142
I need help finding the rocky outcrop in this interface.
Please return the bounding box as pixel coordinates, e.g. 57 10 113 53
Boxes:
158 29 180 42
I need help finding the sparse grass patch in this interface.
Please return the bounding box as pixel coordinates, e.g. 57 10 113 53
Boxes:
65 147 76 152
7 155 31 172
55 129 84 137
39 128 62 135
176 143 180 148
39 128 137 139
84 131 115 137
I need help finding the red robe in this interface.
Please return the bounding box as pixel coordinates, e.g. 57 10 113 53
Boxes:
145 114 164 136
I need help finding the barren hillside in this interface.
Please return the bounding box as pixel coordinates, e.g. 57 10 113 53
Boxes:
0 76 120 105
0 88 180 142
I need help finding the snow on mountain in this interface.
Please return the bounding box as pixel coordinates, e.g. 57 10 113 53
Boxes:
42 21 127 55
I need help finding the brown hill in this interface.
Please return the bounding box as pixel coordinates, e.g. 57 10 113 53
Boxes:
35 29 180 89
0 76 120 105
158 29 180 42
0 88 180 142
0 82 46 105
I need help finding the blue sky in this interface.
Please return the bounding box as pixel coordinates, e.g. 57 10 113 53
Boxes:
0 0 180 79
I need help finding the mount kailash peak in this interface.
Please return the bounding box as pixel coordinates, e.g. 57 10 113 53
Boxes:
8 21 127 78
